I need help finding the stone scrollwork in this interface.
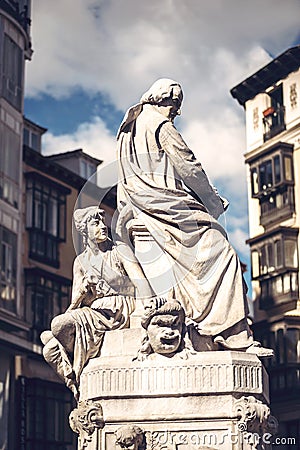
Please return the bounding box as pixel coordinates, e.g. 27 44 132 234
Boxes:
69 400 104 450
235 395 278 436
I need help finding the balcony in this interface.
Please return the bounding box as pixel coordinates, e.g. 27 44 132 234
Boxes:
263 105 286 141
259 270 299 310
260 185 295 227
28 229 59 267
269 364 300 396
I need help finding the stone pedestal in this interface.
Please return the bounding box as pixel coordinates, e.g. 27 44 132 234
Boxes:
70 329 277 450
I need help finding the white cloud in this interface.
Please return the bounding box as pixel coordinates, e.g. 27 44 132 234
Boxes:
42 116 116 163
26 0 300 108
228 228 250 259
25 0 300 264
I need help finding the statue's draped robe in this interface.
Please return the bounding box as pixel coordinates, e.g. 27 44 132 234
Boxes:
117 104 252 348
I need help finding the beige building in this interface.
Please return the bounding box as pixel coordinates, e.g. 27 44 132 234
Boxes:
0 3 111 444
0 1 32 448
231 46 300 441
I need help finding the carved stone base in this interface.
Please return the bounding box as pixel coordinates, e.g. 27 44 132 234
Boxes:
71 329 277 450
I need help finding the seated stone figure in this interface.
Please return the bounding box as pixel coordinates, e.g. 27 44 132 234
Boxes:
41 207 153 400
117 78 272 358
115 425 146 449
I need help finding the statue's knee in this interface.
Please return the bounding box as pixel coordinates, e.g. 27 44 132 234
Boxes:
51 314 74 339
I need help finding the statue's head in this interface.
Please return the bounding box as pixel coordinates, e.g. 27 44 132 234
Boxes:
115 425 145 449
141 299 185 355
140 78 183 120
73 206 108 245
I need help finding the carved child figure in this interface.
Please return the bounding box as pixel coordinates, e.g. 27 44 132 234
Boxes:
115 425 145 450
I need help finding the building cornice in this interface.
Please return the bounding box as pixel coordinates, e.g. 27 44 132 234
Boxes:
231 46 300 106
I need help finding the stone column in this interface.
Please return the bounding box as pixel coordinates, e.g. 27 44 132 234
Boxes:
130 220 177 297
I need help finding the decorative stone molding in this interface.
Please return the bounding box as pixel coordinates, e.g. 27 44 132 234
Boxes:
69 400 104 450
290 82 297 109
235 395 278 436
81 355 264 400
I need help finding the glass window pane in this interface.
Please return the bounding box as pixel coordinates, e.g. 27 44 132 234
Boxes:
251 168 259 195
284 240 297 268
260 246 268 275
273 155 281 183
251 250 259 278
284 156 293 181
275 240 283 268
23 127 29 146
266 160 273 187
267 243 274 271
285 329 300 363
259 164 266 191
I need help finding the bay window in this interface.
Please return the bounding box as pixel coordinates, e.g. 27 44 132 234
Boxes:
25 172 70 267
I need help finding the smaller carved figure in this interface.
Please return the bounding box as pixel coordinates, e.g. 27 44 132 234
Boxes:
137 298 194 359
115 425 146 449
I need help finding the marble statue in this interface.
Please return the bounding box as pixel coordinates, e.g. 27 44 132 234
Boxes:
117 78 272 358
41 207 153 399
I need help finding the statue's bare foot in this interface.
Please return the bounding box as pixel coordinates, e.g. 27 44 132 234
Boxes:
245 342 274 358
214 336 273 358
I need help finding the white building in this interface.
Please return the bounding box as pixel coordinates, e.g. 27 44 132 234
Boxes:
231 46 300 440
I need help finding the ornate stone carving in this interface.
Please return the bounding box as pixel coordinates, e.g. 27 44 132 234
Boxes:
136 299 193 359
115 425 146 449
235 395 278 437
253 107 259 129
69 400 104 450
290 82 297 109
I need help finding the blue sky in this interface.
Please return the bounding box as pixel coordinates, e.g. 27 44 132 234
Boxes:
24 0 300 288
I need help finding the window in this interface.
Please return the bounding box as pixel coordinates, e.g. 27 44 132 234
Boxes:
17 377 75 450
262 84 285 142
249 228 299 309
0 123 21 208
79 159 96 179
25 269 71 343
23 127 41 152
0 225 17 313
285 329 300 363
284 239 298 268
248 143 295 227
26 173 70 266
2 34 23 111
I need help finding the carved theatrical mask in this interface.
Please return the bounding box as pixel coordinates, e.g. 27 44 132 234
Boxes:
147 312 183 355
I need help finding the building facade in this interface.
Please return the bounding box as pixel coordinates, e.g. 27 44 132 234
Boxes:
231 46 300 442
0 1 32 448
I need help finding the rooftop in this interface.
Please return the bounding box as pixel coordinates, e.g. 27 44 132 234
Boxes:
231 45 300 106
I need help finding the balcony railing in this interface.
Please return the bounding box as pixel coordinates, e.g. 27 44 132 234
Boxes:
260 185 295 226
28 229 59 267
269 364 300 396
263 105 286 141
